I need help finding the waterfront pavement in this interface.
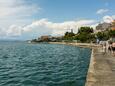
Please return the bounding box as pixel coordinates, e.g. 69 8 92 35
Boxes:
85 47 115 86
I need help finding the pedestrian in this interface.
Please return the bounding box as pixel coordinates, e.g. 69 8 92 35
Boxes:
112 42 115 55
103 41 107 54
108 41 113 53
96 38 99 44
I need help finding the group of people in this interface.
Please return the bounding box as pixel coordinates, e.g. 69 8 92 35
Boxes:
99 40 115 55
108 41 115 54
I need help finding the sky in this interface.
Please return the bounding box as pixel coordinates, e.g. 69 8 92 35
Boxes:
0 0 115 40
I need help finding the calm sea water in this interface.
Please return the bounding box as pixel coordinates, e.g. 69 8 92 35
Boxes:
0 42 91 86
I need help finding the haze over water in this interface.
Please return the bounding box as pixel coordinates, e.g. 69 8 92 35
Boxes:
0 42 91 86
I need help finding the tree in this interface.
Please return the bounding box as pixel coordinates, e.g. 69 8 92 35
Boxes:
76 27 95 42
78 27 93 34
64 32 75 40
63 26 95 42
108 30 115 37
76 33 89 42
96 31 109 41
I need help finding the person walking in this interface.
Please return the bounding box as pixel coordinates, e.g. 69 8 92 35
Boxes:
112 42 115 55
108 41 113 53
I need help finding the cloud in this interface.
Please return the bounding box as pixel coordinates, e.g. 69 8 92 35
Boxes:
103 15 113 23
1 15 115 40
21 19 96 36
6 25 22 37
96 9 109 14
24 19 96 30
0 0 41 29
0 19 96 39
0 0 40 18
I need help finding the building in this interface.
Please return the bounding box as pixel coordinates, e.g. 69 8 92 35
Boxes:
111 20 115 42
111 20 115 30
96 22 111 32
40 35 51 42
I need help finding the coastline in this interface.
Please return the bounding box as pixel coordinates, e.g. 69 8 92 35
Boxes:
49 42 115 86
49 42 100 49
85 48 96 86
49 42 98 86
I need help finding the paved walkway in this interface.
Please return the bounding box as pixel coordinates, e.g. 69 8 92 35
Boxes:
85 47 115 86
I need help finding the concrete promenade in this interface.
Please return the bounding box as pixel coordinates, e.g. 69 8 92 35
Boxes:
85 47 115 86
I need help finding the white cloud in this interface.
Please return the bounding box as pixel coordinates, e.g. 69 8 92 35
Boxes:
0 0 41 29
1 15 115 40
7 25 22 37
0 0 41 39
21 19 96 36
96 9 109 14
24 19 95 30
0 0 40 18
103 15 113 23
0 0 114 40
0 19 96 39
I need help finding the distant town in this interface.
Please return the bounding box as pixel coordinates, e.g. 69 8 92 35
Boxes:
28 20 115 43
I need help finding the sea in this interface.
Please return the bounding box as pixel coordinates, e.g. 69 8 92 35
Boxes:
0 41 91 86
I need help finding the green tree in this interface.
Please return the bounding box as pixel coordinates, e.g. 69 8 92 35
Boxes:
76 33 89 42
76 27 95 42
108 30 115 37
64 32 75 40
96 31 109 41
78 27 93 34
